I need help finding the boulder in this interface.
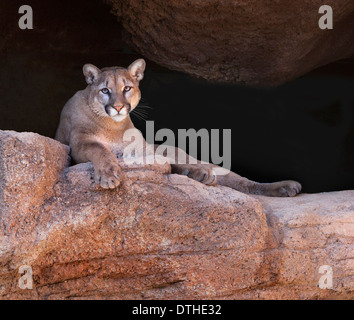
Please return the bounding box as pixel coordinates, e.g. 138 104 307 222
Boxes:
107 0 354 86
0 130 353 299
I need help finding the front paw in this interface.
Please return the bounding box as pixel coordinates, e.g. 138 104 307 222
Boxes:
272 180 302 197
94 161 122 189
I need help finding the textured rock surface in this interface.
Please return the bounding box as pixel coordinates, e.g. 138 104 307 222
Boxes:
250 192 354 299
107 0 354 86
0 130 353 299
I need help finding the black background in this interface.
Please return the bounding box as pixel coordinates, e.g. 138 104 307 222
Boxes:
0 0 353 193
0 300 350 318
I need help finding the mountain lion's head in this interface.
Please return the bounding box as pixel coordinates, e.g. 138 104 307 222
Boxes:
83 59 146 122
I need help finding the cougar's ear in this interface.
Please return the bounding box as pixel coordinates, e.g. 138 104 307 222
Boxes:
128 59 146 82
83 64 100 85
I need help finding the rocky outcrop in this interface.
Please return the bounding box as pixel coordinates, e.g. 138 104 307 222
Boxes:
107 0 354 86
0 130 353 299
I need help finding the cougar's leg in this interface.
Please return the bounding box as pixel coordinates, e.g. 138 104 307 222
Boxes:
216 169 301 197
153 144 301 197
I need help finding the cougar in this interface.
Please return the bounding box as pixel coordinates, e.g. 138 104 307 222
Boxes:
55 59 302 197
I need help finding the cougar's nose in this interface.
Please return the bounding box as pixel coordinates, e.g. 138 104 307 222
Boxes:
113 105 124 112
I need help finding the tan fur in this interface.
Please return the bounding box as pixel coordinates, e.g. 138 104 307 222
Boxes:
55 59 301 196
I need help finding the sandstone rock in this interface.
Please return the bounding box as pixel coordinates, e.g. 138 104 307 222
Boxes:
0 130 353 299
107 0 354 86
246 192 354 299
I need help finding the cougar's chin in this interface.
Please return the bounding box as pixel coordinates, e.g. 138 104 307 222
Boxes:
111 114 128 122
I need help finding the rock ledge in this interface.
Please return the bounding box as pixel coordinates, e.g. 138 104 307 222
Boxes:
0 130 353 299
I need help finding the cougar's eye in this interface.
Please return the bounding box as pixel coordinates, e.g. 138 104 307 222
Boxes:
101 88 109 94
123 86 132 92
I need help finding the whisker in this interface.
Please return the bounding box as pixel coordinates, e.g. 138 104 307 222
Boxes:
131 113 146 122
134 111 149 117
133 108 149 116
136 104 153 110
133 106 151 117
131 109 148 122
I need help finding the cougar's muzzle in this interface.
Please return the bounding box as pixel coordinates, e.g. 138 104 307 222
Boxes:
105 104 131 117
